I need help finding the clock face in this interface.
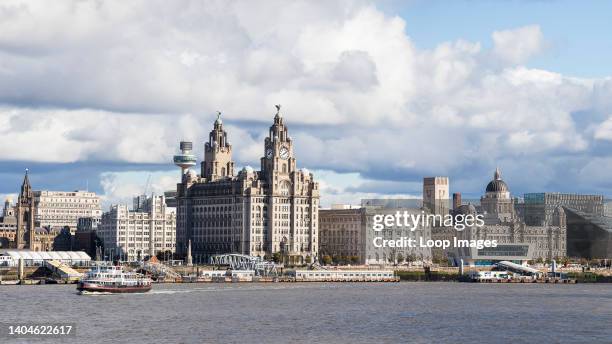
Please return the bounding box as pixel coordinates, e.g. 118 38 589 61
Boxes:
265 148 273 159
279 146 289 159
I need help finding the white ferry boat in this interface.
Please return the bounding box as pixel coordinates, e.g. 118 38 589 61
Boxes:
77 265 152 294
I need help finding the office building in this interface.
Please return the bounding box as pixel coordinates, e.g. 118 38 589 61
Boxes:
319 206 365 263
444 168 566 265
34 190 102 233
175 108 319 264
364 205 432 265
0 198 17 248
564 208 612 259
523 192 604 226
99 195 176 261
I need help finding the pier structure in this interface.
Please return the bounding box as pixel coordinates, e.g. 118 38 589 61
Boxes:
209 254 278 277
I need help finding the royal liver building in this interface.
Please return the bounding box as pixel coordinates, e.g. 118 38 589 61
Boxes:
175 107 320 264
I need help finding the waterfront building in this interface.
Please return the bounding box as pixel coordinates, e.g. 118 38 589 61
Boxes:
423 177 450 216
33 190 102 234
0 198 17 248
99 194 176 261
175 108 320 264
74 229 100 259
319 203 433 265
27 227 63 251
2 171 97 252
74 216 102 258
564 208 612 259
292 270 397 282
480 168 514 223
77 217 100 232
523 192 604 226
364 205 432 265
444 168 566 265
319 206 365 263
448 206 566 266
164 190 178 208
0 250 91 267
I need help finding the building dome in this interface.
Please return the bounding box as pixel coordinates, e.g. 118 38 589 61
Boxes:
486 179 509 193
485 167 509 193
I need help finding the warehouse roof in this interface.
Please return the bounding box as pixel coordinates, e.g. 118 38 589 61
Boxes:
0 250 91 261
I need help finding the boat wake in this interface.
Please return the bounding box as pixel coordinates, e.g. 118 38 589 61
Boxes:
147 289 195 295
78 290 115 296
144 284 315 295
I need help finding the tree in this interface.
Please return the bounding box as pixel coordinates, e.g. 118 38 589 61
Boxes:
559 256 571 266
396 253 405 265
272 252 282 263
350 256 360 264
341 256 350 265
406 253 417 264
305 255 312 264
322 255 332 265
589 258 601 267
156 250 172 261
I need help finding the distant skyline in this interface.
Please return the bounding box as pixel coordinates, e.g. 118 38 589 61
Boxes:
2 0 612 207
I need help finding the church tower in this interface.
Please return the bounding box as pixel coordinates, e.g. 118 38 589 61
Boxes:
15 169 35 249
202 112 235 181
261 105 297 188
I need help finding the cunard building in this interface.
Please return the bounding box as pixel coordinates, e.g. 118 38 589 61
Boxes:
175 107 320 264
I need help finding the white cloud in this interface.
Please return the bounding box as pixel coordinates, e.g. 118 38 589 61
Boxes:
99 170 178 208
0 193 17 206
0 1 612 201
492 25 544 65
594 116 612 141
0 107 208 163
314 170 419 207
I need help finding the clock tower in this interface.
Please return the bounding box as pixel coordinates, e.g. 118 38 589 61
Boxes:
261 105 296 184
176 105 319 265
202 112 234 182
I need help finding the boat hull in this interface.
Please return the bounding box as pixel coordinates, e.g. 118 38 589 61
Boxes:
77 282 152 294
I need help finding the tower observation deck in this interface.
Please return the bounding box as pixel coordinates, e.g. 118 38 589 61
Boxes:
173 141 197 176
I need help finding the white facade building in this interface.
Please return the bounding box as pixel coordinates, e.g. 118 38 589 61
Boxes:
33 190 102 233
99 195 176 261
176 109 320 264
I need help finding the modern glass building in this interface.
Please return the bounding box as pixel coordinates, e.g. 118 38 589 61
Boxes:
523 193 604 226
564 208 612 259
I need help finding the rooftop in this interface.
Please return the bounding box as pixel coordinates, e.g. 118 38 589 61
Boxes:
564 207 612 233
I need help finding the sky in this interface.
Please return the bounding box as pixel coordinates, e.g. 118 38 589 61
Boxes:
1 0 612 208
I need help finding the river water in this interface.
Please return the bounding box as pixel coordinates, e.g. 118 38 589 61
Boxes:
1 282 610 343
